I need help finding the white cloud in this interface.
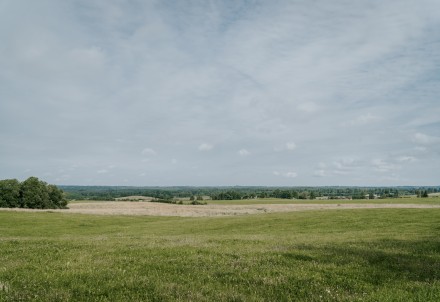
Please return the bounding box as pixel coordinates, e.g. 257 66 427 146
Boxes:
286 142 297 151
274 142 297 152
285 172 298 178
273 171 298 178
313 170 326 177
333 170 350 175
396 156 417 163
68 46 105 68
342 113 380 126
412 132 438 145
297 102 319 113
330 157 364 175
238 149 250 156
371 158 399 173
198 143 213 151
141 148 156 156
379 173 401 182
333 158 357 170
97 169 108 174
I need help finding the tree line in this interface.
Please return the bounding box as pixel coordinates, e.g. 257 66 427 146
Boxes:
0 177 67 209
60 185 439 201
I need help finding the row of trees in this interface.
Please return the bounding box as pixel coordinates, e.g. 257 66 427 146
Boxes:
210 190 310 200
59 185 440 201
207 188 430 200
0 177 67 209
416 190 429 198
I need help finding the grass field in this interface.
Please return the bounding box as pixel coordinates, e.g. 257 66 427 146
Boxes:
0 208 439 301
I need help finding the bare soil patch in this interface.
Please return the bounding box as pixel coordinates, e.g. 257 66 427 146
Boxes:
1 202 440 217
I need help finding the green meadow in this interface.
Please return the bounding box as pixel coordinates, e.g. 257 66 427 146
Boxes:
0 207 439 301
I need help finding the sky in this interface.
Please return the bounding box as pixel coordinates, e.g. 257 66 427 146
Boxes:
1 0 439 186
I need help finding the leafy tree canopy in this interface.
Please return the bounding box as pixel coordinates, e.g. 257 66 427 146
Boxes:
0 177 67 209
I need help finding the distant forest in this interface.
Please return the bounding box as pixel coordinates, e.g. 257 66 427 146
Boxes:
60 185 439 201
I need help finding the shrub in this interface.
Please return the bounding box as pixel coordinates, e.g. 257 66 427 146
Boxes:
190 200 207 205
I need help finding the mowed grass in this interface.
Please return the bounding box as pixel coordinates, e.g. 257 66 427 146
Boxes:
0 208 439 301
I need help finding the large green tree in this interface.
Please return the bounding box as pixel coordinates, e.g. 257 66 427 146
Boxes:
0 177 67 209
47 184 68 208
0 179 21 207
20 177 50 209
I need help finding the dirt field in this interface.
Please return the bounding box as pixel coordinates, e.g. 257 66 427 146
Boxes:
2 202 440 217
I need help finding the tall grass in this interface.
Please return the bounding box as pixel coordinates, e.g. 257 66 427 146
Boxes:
0 209 439 301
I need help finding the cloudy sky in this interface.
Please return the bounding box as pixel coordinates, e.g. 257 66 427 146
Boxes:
1 0 439 186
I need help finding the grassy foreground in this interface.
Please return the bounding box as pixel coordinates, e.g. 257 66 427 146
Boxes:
0 209 439 301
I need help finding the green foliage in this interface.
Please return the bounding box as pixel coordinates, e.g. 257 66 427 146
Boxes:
20 177 50 209
207 196 440 205
0 209 439 301
298 191 308 199
60 185 440 201
0 177 67 209
48 184 68 208
211 190 243 200
272 189 293 199
190 200 207 205
0 179 20 207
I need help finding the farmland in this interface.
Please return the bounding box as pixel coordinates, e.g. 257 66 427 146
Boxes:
0 198 439 301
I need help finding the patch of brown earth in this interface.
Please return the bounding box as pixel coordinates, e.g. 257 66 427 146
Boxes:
1 202 439 217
